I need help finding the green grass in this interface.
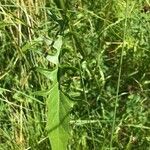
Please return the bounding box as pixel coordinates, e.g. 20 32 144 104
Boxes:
0 0 150 149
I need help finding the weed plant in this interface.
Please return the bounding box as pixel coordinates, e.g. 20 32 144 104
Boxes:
0 0 150 150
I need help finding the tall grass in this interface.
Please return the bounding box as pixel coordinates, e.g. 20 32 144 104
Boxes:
0 0 150 149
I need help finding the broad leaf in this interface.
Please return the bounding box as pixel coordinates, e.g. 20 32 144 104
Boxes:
47 82 73 150
36 36 73 150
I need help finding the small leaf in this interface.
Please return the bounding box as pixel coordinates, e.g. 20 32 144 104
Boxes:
53 36 63 51
36 67 58 83
46 36 63 66
46 55 59 65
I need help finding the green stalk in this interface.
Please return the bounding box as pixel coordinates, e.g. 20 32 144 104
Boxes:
53 0 66 10
110 0 128 149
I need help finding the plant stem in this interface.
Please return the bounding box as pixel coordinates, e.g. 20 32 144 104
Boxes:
110 0 128 149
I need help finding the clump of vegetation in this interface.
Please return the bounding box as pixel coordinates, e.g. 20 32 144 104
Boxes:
0 0 150 150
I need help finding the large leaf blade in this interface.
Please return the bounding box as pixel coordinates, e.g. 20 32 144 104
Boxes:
47 82 73 150
36 35 73 150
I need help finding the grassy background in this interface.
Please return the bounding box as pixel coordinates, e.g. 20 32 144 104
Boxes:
0 0 150 149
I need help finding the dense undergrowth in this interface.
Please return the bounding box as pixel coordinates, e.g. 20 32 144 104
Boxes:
0 0 150 150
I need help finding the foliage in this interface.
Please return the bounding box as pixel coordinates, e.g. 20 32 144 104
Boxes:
0 0 150 150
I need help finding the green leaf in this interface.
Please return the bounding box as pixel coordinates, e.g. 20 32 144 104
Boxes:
36 36 73 150
36 67 58 83
53 36 63 53
46 36 62 65
46 82 73 150
46 55 59 65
